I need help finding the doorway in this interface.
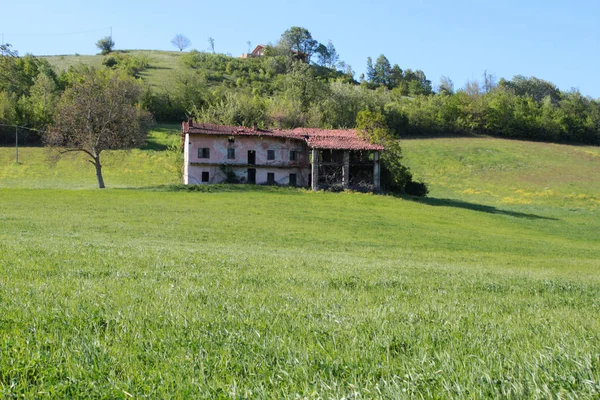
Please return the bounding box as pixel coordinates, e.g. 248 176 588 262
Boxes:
248 168 256 184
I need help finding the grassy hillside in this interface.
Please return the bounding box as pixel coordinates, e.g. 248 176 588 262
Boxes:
1 138 599 397
1 132 598 209
41 50 186 91
0 124 182 189
402 138 600 209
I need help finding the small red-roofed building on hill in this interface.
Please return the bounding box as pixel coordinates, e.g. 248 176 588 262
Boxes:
240 44 266 59
182 121 384 191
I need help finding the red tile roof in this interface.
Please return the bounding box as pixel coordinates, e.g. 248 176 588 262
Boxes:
182 122 384 151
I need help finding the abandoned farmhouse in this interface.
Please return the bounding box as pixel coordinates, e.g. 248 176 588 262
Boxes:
182 122 384 191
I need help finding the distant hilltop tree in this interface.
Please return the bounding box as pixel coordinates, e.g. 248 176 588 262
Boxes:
96 36 115 55
171 34 191 52
278 26 318 63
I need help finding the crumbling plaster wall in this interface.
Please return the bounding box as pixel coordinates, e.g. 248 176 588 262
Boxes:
186 135 310 185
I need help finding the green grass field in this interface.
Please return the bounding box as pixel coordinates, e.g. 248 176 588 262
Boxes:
1 134 599 398
0 124 182 189
41 50 187 92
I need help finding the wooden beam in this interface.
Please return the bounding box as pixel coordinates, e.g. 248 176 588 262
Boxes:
342 151 350 189
373 151 380 190
311 148 319 191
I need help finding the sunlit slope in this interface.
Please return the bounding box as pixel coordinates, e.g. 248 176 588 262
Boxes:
402 137 600 209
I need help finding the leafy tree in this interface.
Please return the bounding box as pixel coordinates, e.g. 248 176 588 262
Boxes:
174 69 208 111
46 68 151 188
366 57 375 83
462 79 481 97
0 45 59 134
315 43 327 66
388 64 404 89
315 40 339 69
484 89 523 137
267 96 305 128
283 61 328 111
101 53 150 77
171 34 191 51
0 44 19 89
558 90 595 143
320 81 384 128
439 76 454 95
383 102 409 135
95 36 115 55
335 61 355 80
365 55 410 90
25 72 58 127
193 90 267 127
278 27 318 62
499 75 561 104
102 56 118 68
537 95 562 141
0 47 50 99
21 33 593 145
356 109 425 194
404 69 432 95
326 41 339 69
0 91 16 124
373 54 391 87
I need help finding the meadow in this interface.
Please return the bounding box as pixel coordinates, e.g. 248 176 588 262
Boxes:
1 131 599 398
40 50 187 92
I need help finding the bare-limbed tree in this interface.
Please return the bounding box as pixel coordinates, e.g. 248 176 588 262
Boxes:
171 34 191 52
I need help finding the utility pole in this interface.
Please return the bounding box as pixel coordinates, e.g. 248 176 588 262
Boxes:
0 124 45 163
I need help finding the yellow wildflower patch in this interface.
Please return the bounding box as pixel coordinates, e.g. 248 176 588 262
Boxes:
502 197 533 205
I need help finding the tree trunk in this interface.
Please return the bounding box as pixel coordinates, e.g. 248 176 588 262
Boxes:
94 156 105 189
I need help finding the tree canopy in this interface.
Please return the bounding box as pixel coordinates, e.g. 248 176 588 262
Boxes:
46 67 151 188
278 27 318 62
356 109 427 195
2 26 600 151
96 36 115 55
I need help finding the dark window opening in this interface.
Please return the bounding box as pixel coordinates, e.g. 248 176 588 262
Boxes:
248 150 256 165
289 150 297 161
267 150 275 160
289 173 297 186
248 168 256 184
201 171 209 182
228 137 235 143
227 148 235 159
267 172 275 185
198 148 210 159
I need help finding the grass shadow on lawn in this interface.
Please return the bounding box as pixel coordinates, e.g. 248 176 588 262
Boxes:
410 196 558 220
123 184 557 220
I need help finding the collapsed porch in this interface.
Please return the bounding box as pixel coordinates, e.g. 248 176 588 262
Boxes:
310 148 381 191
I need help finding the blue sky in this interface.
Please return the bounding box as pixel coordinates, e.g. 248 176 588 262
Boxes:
3 0 599 97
